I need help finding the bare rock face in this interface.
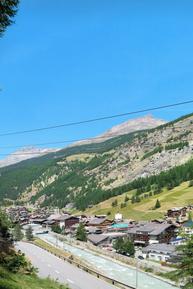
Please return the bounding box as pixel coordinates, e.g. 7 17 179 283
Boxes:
73 114 166 146
0 115 165 168
99 114 166 139
0 147 59 168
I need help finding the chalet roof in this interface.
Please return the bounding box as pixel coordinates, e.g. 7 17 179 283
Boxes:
127 222 173 236
87 217 107 225
47 214 78 222
43 220 56 225
168 207 186 212
142 244 177 255
103 232 127 238
47 214 61 221
30 218 47 223
85 226 102 233
56 215 79 221
87 234 109 245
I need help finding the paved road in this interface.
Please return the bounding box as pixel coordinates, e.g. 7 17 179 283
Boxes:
16 242 118 289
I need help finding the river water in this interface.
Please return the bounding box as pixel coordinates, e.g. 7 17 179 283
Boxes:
38 233 179 289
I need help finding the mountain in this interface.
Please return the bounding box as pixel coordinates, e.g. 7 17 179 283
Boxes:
0 115 165 169
73 114 166 146
0 112 193 215
0 147 59 168
100 114 165 137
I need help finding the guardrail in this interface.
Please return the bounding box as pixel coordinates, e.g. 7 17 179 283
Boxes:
33 240 135 289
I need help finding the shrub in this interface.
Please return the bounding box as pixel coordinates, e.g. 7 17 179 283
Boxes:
112 199 118 207
25 226 34 241
113 237 135 257
120 202 127 209
76 223 87 242
3 252 28 273
51 224 62 234
188 180 193 187
0 279 19 289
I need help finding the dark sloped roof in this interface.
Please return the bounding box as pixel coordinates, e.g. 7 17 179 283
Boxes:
87 234 108 245
87 217 107 225
128 222 173 236
142 243 177 255
57 215 79 221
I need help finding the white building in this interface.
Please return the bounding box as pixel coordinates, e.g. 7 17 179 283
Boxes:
142 243 177 262
114 213 123 222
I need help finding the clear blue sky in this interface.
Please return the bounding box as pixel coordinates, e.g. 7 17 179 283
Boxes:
1 0 193 156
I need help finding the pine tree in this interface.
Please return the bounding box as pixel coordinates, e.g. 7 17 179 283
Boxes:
131 195 136 204
188 180 193 187
135 195 141 203
13 223 24 241
112 199 118 207
113 237 135 257
169 235 193 288
0 210 12 257
76 223 87 241
25 226 33 241
154 199 161 209
0 0 19 36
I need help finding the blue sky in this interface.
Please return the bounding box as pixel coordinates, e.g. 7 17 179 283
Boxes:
1 0 193 157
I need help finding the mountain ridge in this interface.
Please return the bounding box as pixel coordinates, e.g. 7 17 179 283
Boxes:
71 114 166 146
0 114 166 168
0 147 59 168
0 112 193 214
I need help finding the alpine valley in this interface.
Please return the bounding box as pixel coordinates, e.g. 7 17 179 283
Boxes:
1 113 193 220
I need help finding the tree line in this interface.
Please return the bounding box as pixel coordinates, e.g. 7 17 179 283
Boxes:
76 158 193 210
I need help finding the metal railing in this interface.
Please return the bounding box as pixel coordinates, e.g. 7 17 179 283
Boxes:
33 240 135 289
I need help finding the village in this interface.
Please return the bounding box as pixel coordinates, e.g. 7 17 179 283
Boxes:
6 204 193 265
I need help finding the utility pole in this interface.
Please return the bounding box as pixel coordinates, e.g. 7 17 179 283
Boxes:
136 255 144 288
56 235 58 247
136 258 139 289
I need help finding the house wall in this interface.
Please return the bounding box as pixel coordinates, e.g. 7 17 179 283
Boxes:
167 208 187 218
65 218 79 229
143 252 170 262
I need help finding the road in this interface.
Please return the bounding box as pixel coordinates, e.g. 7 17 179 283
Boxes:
16 242 118 289
38 233 178 289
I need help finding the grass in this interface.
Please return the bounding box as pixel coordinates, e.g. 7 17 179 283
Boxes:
33 238 71 259
81 181 193 220
33 238 88 267
66 153 95 162
0 265 68 289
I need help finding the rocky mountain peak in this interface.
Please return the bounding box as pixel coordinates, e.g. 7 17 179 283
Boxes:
0 147 59 168
74 114 166 146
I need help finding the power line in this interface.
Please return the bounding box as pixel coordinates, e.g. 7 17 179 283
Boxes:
0 141 192 157
0 122 192 151
0 100 193 137
0 109 192 152
0 131 193 157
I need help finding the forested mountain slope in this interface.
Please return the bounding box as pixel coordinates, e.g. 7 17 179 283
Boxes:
0 112 193 211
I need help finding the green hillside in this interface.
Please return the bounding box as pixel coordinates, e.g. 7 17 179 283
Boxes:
0 266 68 289
82 181 193 220
0 130 143 202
